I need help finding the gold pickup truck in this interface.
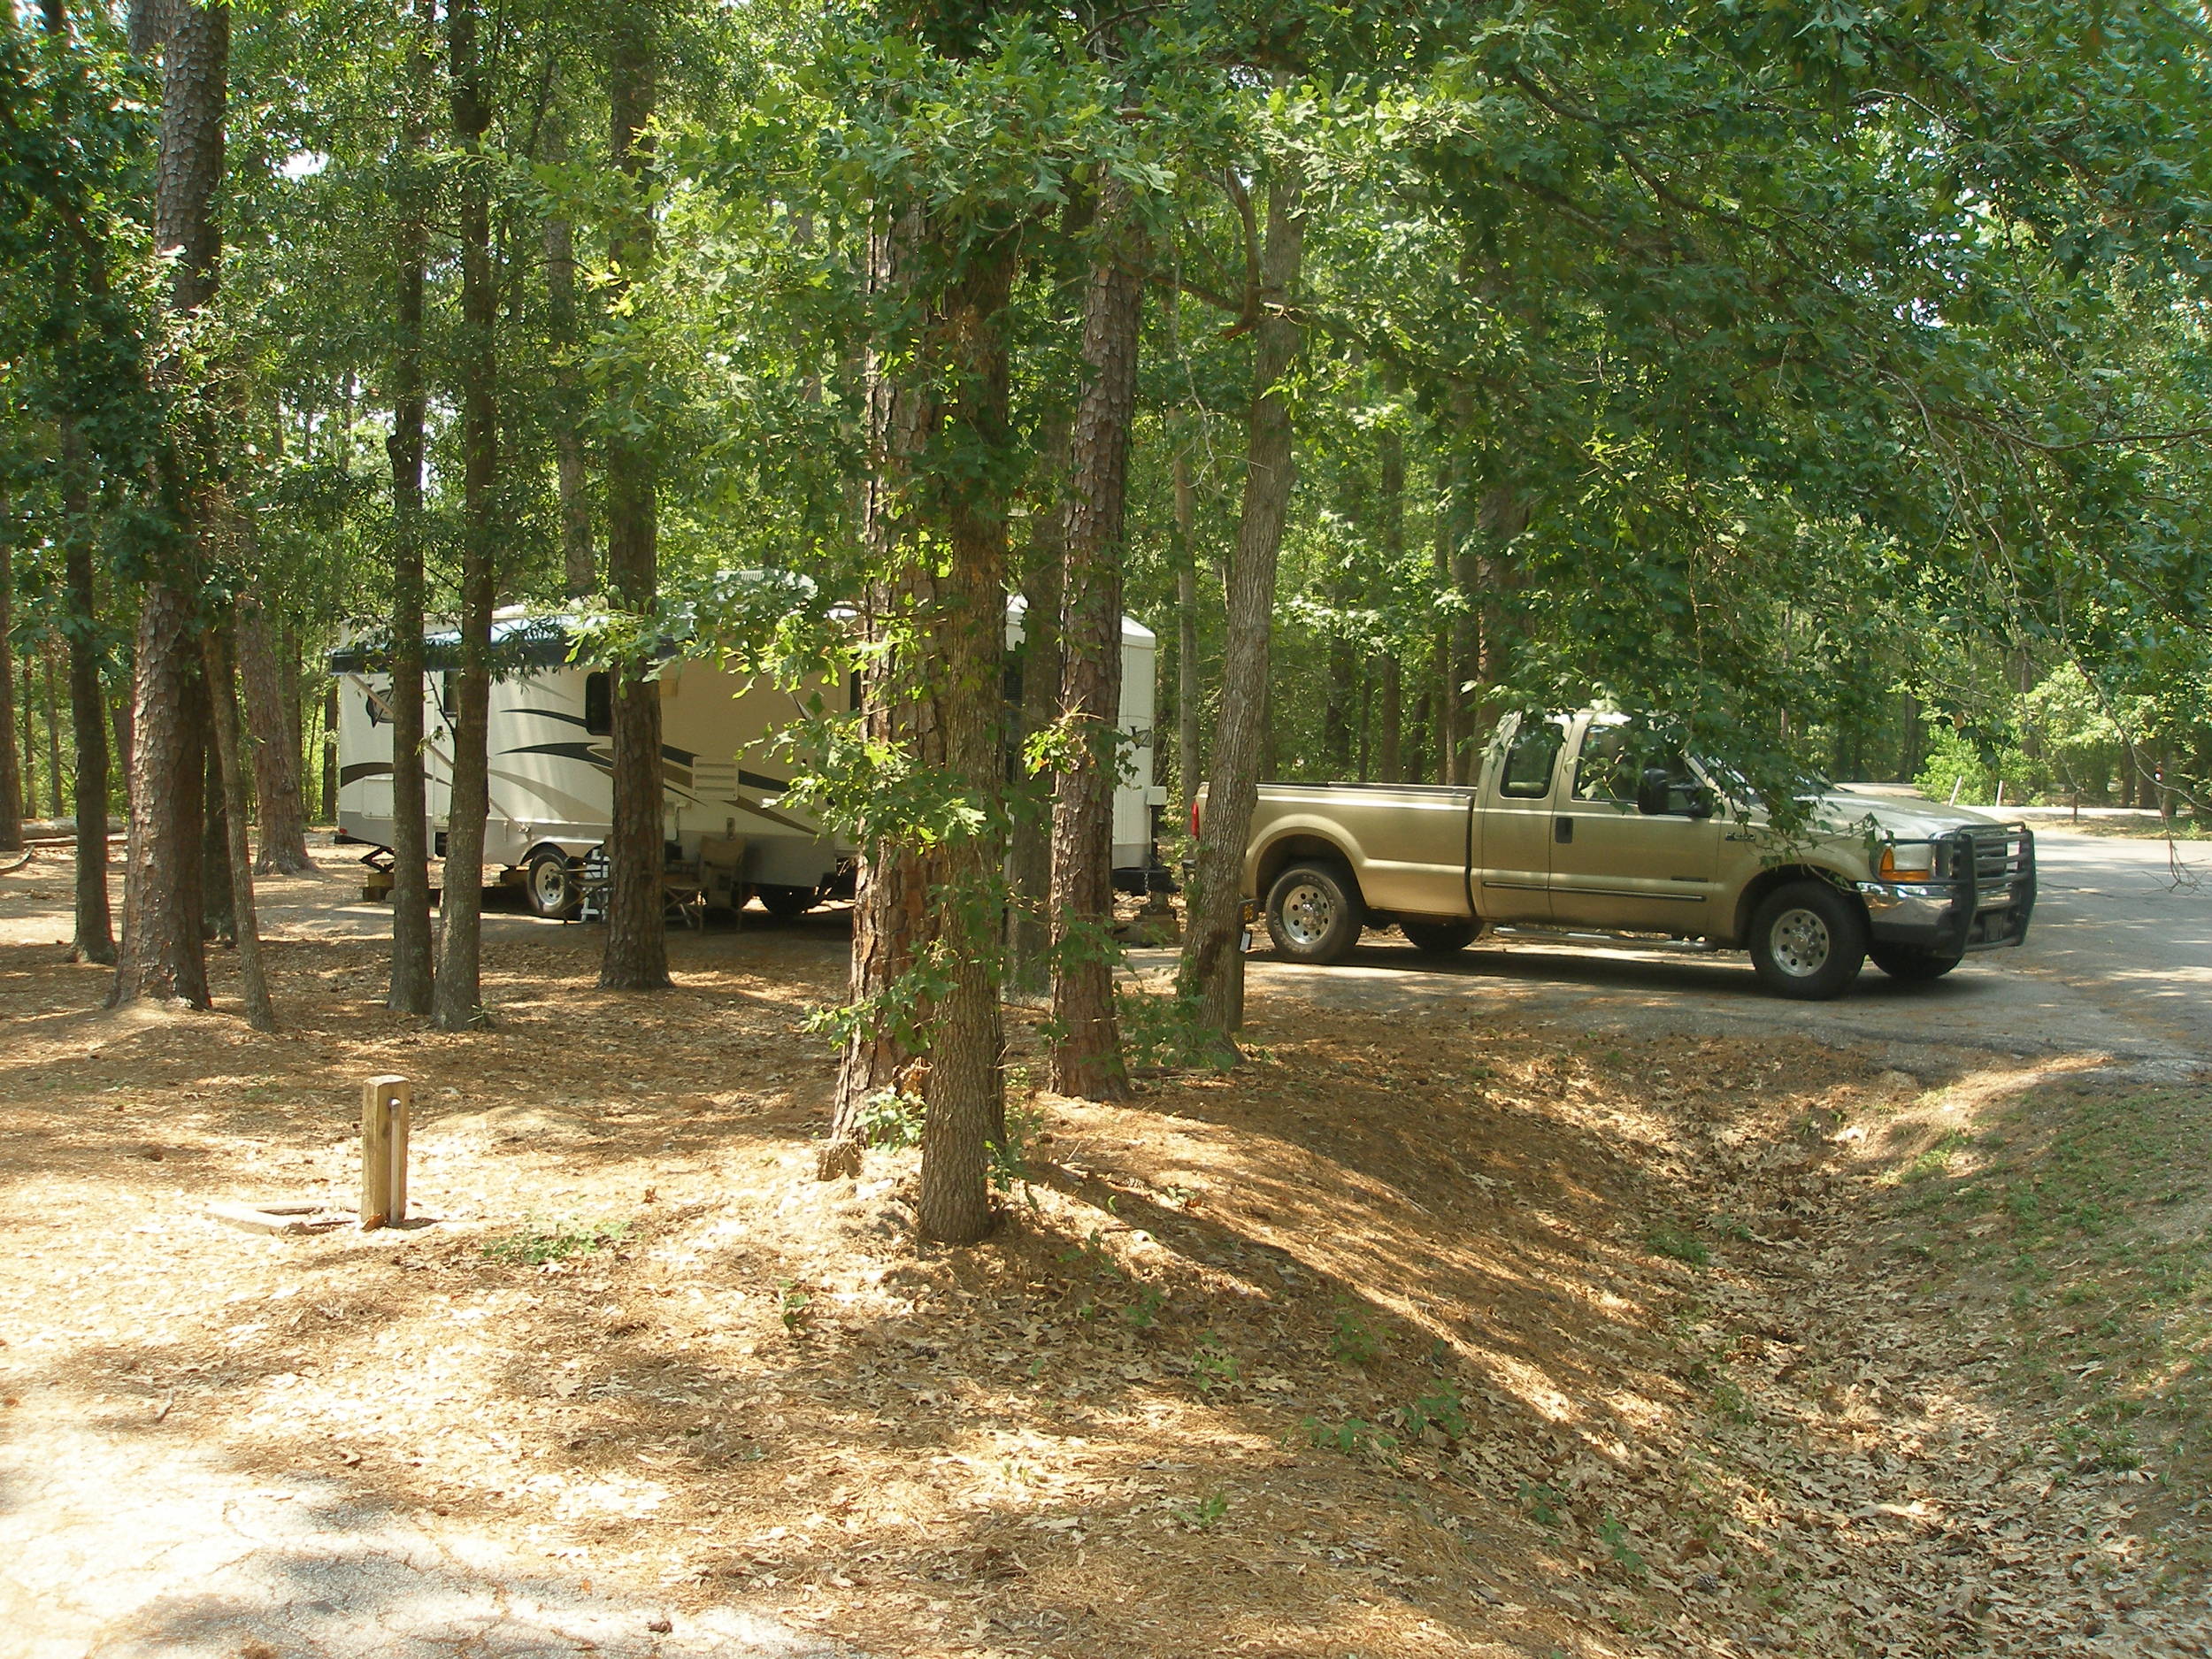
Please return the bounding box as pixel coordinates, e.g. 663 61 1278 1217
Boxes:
1216 710 2036 1000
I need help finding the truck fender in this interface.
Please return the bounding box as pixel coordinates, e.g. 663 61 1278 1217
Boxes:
1732 864 1863 948
1250 829 1368 916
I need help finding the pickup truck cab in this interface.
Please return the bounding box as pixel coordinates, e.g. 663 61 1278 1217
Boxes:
1224 710 2035 999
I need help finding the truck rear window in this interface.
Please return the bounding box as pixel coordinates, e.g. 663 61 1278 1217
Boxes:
1499 718 1566 798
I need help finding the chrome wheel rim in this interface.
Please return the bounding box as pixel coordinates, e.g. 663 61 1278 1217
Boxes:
1279 880 1338 948
1770 907 1832 977
531 859 569 911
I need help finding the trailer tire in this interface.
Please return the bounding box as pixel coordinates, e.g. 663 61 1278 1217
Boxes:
1265 861 1363 964
523 849 580 920
1869 940 1963 982
1402 918 1481 957
1748 879 1866 1000
755 884 819 922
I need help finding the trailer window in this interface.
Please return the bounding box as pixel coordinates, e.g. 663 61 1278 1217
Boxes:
1498 716 1566 799
584 672 612 736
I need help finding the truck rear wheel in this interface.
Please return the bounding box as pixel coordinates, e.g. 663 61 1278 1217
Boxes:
1266 862 1363 964
1870 940 1963 982
1748 879 1866 1000
1402 918 1480 957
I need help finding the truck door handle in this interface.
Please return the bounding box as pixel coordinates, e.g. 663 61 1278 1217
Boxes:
1555 817 1574 844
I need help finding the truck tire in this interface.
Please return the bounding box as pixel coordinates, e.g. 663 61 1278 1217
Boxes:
1870 940 1963 982
1266 861 1363 964
1402 918 1481 957
1748 879 1866 1000
524 849 580 920
755 884 819 922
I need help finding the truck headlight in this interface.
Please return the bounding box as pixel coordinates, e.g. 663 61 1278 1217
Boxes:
1878 841 1939 882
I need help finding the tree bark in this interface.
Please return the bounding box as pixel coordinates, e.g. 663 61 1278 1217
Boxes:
202 619 273 1029
822 204 1016 1247
915 237 1014 1247
113 0 225 1010
1375 426 1405 783
1173 435 1202 804
385 0 434 1015
42 643 65 818
598 12 672 994
20 655 38 822
0 541 19 852
238 596 311 873
1047 175 1142 1101
543 116 594 597
1005 442 1063 1001
1176 160 1304 1046
820 206 933 1183
319 678 337 820
432 0 496 1031
199 725 233 943
58 425 114 960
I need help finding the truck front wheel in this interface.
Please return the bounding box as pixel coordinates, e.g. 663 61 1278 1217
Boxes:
1266 862 1363 964
1748 880 1866 1000
1870 940 1963 982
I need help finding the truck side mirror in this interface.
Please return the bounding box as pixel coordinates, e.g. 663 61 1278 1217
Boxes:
1637 768 1672 815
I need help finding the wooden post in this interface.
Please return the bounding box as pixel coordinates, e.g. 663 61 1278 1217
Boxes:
360 1074 412 1229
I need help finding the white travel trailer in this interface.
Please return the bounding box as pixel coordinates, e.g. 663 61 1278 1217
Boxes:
332 606 1166 919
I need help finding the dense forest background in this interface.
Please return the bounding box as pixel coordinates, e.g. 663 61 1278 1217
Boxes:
7 0 2210 1236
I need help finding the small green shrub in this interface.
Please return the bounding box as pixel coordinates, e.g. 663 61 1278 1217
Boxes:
1189 1333 1240 1394
482 1217 630 1266
1648 1227 1710 1266
1331 1302 1383 1366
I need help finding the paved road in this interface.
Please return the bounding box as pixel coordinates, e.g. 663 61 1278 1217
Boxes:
1162 830 2212 1081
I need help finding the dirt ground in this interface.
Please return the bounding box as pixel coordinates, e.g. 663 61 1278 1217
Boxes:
2 842 2208 1657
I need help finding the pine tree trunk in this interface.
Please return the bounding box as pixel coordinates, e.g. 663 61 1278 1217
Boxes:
319 679 337 821
543 117 594 597
1177 161 1304 1046
113 0 225 1010
0 541 20 852
916 238 1014 1247
1376 426 1405 784
200 728 234 943
202 620 273 1029
1173 438 1202 803
238 597 311 873
384 1 434 1015
823 204 1016 1242
820 206 933 1182
1047 176 1142 1102
20 655 39 822
58 425 114 960
599 13 672 994
432 0 496 1032
42 643 64 821
1005 456 1063 1001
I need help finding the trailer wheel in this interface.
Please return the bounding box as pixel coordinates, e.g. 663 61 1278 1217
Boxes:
1748 879 1865 1000
1265 861 1363 964
755 884 819 922
1402 918 1481 957
524 849 580 920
